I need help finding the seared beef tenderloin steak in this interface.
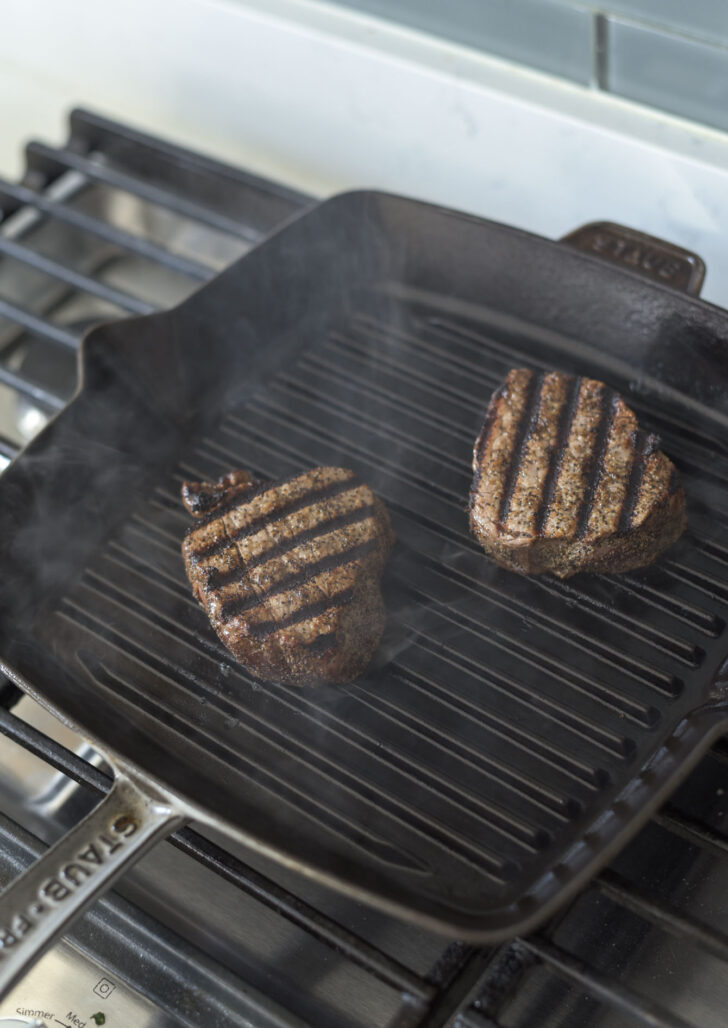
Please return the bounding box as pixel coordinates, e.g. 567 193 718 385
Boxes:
469 369 686 577
182 467 394 685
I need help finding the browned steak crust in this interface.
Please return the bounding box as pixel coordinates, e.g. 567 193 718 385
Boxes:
469 369 687 578
182 467 394 685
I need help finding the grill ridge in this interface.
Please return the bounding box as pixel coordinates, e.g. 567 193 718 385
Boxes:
328 331 483 414
350 684 577 820
618 430 658 533
412 545 701 669
354 313 505 388
70 639 439 875
400 577 667 734
387 652 615 787
276 373 466 470
309 345 474 443
241 397 467 504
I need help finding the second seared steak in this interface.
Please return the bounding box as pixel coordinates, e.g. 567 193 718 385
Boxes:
469 368 686 577
182 467 394 685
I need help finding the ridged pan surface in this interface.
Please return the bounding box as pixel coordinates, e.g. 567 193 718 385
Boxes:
2 191 728 940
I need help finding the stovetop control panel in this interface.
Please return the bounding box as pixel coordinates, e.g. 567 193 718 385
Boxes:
0 939 176 1028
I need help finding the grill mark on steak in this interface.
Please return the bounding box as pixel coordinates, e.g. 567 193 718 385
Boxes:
189 477 359 560
203 553 243 589
219 537 379 621
191 468 348 528
303 631 339 654
574 387 619 539
617 430 659 534
205 503 376 589
248 589 355 638
534 374 581 535
496 370 543 528
243 502 376 575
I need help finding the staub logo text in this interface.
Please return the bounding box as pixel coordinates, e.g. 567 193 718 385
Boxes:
0 814 138 956
589 230 682 282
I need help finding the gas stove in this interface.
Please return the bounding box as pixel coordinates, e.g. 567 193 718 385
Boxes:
0 108 727 1028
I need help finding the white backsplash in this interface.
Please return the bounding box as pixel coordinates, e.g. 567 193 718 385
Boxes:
3 0 728 303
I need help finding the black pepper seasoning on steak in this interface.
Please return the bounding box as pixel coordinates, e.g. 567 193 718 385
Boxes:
469 368 687 577
182 466 394 685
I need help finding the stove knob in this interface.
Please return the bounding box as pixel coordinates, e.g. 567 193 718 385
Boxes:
0 1020 47 1027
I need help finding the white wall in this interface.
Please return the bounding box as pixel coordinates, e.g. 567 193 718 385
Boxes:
3 0 728 302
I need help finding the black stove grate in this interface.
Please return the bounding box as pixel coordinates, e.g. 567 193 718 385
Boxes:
0 108 726 1027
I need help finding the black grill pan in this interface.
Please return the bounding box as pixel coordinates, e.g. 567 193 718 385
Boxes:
1 192 728 993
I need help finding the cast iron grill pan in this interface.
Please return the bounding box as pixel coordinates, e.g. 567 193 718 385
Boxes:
1 192 728 962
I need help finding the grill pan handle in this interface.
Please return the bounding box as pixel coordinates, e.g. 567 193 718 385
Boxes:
562 221 706 296
0 769 183 998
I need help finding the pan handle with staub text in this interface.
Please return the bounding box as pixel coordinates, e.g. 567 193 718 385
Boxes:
561 221 705 296
0 770 183 1000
